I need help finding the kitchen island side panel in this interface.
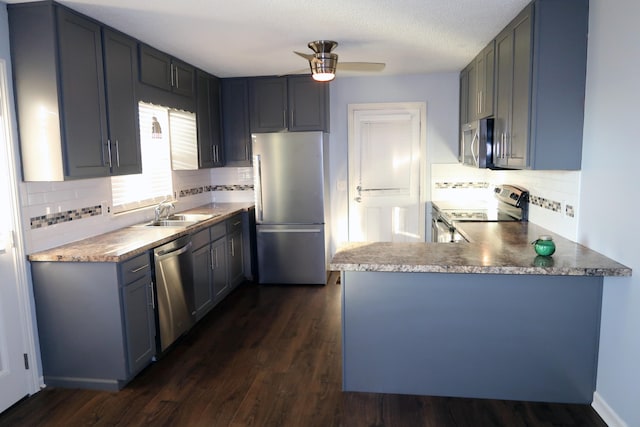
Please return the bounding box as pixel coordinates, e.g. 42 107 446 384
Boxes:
342 271 603 403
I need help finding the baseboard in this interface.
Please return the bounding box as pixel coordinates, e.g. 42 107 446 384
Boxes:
592 391 628 427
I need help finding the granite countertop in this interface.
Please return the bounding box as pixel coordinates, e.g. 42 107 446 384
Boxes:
330 221 631 277
28 202 254 263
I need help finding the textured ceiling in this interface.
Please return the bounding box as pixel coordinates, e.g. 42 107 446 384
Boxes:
5 0 531 78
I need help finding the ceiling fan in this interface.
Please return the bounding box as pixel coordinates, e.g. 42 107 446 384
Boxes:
293 40 386 82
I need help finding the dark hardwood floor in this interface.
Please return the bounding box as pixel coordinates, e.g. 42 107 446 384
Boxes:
0 277 607 426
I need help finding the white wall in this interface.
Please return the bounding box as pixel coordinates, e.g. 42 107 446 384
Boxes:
431 164 581 240
328 73 459 253
580 0 640 426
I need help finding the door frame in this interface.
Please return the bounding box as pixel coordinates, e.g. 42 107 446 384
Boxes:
347 102 427 242
0 59 41 407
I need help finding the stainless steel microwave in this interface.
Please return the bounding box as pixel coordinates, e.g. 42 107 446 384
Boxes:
460 118 494 168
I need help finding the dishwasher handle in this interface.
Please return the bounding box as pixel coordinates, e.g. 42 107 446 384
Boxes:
155 241 193 260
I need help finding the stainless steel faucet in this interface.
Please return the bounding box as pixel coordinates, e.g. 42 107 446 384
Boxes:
154 199 175 221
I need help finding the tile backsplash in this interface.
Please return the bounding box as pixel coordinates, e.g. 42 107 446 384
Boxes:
431 163 580 240
21 167 255 253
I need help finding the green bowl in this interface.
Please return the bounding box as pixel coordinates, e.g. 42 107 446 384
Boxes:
533 235 556 256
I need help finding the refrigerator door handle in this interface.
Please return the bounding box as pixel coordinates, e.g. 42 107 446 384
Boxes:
259 228 322 233
253 154 264 222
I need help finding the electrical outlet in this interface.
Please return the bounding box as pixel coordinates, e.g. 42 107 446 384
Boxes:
100 201 111 215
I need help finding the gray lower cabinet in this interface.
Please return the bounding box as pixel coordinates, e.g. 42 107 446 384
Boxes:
30 252 155 391
227 214 245 288
211 236 229 302
192 222 230 321
493 0 588 170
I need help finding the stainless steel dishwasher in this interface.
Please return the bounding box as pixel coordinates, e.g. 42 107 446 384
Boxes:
153 235 195 352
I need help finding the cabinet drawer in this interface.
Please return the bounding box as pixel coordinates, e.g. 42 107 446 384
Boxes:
211 222 226 241
120 252 151 284
226 214 243 235
191 227 210 250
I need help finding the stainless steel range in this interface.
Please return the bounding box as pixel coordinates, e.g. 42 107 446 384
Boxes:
431 184 529 242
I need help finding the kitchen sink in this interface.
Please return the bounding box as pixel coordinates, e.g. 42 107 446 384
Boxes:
135 213 218 228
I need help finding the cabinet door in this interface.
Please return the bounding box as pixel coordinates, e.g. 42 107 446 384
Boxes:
172 59 195 97
193 242 214 320
209 75 224 166
122 275 156 376
139 44 172 91
57 8 110 178
196 70 215 168
250 77 287 132
221 78 251 166
508 11 532 168
103 29 142 176
228 231 244 288
211 237 229 302
494 29 513 168
287 75 329 131
476 42 495 119
466 61 478 122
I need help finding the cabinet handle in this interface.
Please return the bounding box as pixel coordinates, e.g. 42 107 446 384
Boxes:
106 139 113 168
149 281 155 309
245 144 249 162
283 109 287 127
130 263 150 273
291 109 295 126
115 139 120 168
175 66 180 89
230 239 235 257
170 64 175 88
233 220 241 226
210 247 216 270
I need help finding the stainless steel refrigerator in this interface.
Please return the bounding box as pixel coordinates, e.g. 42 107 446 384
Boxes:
252 132 329 284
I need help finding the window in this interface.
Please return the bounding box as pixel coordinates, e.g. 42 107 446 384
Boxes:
111 102 173 213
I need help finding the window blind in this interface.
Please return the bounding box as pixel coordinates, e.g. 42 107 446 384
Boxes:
111 102 174 213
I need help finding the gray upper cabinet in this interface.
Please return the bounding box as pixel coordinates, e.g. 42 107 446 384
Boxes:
249 75 329 133
103 29 142 176
493 0 588 170
460 41 494 125
56 9 110 178
288 75 330 131
139 44 195 98
221 78 252 166
475 42 495 120
196 70 223 168
8 3 142 181
250 77 288 132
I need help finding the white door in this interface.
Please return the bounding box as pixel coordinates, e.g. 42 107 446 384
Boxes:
348 103 426 242
0 61 35 413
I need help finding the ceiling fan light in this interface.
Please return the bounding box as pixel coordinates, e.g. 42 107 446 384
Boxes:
312 72 335 82
310 52 337 82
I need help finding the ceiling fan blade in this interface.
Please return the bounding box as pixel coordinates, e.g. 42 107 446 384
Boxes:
337 62 386 72
294 51 314 61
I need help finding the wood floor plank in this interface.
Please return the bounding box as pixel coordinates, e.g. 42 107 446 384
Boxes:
0 280 608 427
